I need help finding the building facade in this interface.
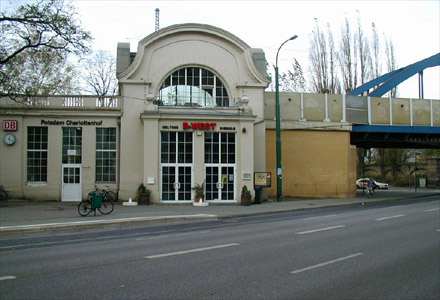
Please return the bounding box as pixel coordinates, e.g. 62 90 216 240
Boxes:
0 23 362 203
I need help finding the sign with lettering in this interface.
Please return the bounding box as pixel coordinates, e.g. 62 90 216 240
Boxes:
2 120 18 131
182 122 216 130
40 120 103 126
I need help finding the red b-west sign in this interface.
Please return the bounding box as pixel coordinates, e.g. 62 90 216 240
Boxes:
2 120 18 131
183 122 216 130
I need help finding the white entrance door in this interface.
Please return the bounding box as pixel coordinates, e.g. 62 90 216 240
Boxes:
62 164 82 201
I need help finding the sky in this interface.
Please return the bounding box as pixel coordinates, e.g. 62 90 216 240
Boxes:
3 0 440 99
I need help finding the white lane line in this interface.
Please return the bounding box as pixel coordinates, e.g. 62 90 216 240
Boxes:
0 228 191 250
136 231 210 241
302 214 337 221
296 225 346 235
145 243 239 259
290 253 364 275
375 214 405 221
0 276 16 281
0 214 217 231
425 208 440 212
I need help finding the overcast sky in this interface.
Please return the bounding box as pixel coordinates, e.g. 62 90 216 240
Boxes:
4 0 440 98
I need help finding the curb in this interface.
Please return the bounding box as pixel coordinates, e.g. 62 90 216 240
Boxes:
0 214 218 238
1 193 438 238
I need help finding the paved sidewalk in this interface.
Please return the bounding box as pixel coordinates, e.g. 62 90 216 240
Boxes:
1 189 439 237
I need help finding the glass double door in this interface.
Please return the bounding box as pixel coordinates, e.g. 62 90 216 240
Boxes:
161 132 193 202
204 132 236 202
160 131 236 202
205 166 235 201
161 166 192 201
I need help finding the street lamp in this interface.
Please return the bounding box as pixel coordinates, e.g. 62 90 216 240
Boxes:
275 34 298 202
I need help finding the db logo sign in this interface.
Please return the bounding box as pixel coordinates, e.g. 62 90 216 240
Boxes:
2 120 18 131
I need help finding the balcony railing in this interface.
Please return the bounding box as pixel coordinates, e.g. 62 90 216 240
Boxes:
0 95 120 109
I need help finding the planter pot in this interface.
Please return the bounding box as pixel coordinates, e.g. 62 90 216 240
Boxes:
241 195 251 206
138 195 150 205
194 196 204 203
193 196 208 206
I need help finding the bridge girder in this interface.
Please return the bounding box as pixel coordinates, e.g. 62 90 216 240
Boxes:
349 53 440 97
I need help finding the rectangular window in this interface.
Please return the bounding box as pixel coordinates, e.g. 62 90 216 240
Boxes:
161 132 193 164
96 128 117 182
27 127 48 182
62 127 82 164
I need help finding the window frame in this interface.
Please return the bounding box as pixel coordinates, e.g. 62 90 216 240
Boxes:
27 127 48 182
95 127 117 183
157 67 229 107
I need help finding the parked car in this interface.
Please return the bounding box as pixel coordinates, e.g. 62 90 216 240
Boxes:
356 178 389 189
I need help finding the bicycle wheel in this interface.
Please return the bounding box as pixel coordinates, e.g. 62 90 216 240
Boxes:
98 200 114 215
105 191 117 202
78 200 92 216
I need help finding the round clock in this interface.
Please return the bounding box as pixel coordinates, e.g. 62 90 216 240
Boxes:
3 133 16 145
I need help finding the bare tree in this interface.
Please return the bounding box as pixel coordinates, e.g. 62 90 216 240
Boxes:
0 0 92 100
0 0 92 65
355 14 372 85
385 37 398 97
276 59 307 92
339 17 358 93
309 19 340 93
371 22 381 79
327 24 341 94
80 50 118 100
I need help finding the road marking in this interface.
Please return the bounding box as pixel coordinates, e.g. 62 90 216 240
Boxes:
425 208 440 212
0 228 195 250
136 231 210 241
0 276 16 281
145 243 239 259
290 253 364 275
302 214 337 221
375 214 405 221
0 214 217 231
296 225 346 235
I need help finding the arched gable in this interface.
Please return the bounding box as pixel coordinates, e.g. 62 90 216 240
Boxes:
118 23 270 99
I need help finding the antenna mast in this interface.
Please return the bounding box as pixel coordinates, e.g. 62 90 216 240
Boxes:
155 8 160 31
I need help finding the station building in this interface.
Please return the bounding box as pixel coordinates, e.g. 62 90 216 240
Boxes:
0 23 357 203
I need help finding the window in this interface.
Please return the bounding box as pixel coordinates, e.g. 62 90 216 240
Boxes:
27 127 48 182
157 67 229 107
62 128 82 164
161 132 193 164
96 128 117 182
205 132 235 164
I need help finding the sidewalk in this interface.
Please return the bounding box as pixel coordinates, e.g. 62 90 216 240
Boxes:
1 189 439 237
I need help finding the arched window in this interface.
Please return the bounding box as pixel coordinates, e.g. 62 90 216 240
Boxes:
157 67 229 107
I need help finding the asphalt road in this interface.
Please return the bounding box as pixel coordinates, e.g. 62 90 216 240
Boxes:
1 197 439 300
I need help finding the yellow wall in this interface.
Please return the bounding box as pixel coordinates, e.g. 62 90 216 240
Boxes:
266 129 357 198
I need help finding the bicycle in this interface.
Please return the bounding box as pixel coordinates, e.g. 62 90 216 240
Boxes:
0 185 8 201
78 185 117 216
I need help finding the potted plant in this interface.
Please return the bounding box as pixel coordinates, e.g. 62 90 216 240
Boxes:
192 182 205 203
137 183 151 205
241 185 252 206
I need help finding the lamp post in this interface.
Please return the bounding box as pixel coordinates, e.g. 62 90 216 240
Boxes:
275 34 298 202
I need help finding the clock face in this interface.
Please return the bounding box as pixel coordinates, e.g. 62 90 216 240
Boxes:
3 133 16 145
